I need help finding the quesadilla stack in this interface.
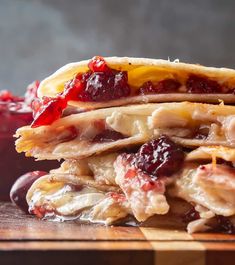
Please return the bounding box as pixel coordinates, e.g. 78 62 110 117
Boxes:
14 56 235 233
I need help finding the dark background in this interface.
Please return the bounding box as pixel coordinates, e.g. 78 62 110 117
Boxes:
1 0 235 95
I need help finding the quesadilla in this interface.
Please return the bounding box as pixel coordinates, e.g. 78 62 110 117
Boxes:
31 56 235 128
12 56 235 234
25 146 235 234
16 102 235 160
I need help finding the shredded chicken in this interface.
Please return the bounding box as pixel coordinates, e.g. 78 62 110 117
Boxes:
51 154 119 185
80 194 130 224
114 154 169 221
171 163 235 216
88 154 118 185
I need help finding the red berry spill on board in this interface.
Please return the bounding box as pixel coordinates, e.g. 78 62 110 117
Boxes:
10 171 47 213
65 60 130 102
135 135 185 178
64 72 92 102
92 129 127 143
138 81 155 94
139 79 181 94
186 74 222 93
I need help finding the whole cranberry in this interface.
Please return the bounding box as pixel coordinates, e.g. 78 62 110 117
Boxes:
135 135 185 178
85 70 130 102
31 96 67 128
10 171 47 213
139 79 181 95
88 56 109 72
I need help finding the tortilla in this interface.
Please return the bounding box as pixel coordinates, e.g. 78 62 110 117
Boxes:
38 57 235 108
15 102 235 160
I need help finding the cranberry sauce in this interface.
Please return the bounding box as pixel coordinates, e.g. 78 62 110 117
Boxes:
138 79 181 94
134 135 185 178
92 129 127 143
186 74 222 93
31 56 130 128
10 171 47 213
119 135 185 181
0 83 59 201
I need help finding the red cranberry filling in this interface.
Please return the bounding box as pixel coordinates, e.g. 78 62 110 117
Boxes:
31 56 130 127
65 56 130 102
186 74 222 93
30 57 233 128
134 135 185 178
31 96 67 128
63 71 92 102
10 171 47 213
88 55 110 72
92 129 127 143
84 71 130 102
138 79 181 94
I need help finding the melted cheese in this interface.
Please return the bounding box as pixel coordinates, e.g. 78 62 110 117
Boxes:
27 174 129 224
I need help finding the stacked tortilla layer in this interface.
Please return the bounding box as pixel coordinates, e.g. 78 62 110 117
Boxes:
16 57 235 233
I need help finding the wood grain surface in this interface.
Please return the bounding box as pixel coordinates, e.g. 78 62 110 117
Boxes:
1 202 235 265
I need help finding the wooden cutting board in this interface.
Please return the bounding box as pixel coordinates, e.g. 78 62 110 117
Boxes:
1 202 235 265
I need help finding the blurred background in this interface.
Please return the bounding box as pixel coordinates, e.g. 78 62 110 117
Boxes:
1 0 235 95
